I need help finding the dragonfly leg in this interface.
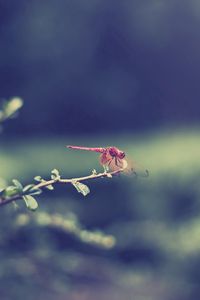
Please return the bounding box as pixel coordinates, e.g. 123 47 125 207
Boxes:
103 158 113 173
103 164 109 173
108 159 113 166
115 157 124 169
115 157 119 167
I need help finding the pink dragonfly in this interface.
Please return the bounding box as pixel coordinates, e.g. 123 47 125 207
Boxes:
66 145 149 176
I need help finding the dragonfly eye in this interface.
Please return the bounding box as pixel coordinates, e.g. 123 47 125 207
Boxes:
109 147 117 157
120 152 125 159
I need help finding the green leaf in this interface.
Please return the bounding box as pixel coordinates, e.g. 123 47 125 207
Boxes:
72 181 90 196
23 184 42 195
34 176 43 182
23 184 35 192
3 186 19 197
44 184 54 190
34 176 54 190
28 188 42 196
23 195 38 211
12 179 23 191
51 169 60 180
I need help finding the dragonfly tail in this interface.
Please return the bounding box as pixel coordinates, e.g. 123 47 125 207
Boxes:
66 145 105 153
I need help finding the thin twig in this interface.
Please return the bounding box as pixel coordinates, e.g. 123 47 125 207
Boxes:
0 169 122 207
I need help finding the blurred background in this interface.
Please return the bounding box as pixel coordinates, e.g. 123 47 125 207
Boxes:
1 0 200 299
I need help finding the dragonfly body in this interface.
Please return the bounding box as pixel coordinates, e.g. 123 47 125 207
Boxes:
67 145 105 153
66 145 148 176
67 145 125 157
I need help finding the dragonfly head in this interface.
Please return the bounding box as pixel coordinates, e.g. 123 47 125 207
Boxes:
109 147 125 159
118 151 125 159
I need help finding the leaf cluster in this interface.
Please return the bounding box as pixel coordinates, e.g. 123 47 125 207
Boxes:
0 169 92 210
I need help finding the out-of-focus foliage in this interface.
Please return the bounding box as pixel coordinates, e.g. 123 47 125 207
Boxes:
0 130 200 299
16 212 115 249
0 97 23 126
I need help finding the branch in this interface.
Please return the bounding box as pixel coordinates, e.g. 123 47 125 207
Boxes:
0 169 122 208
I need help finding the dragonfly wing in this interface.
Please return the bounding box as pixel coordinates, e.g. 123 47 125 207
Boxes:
100 152 110 165
106 157 127 172
100 153 148 176
99 153 120 171
124 158 149 177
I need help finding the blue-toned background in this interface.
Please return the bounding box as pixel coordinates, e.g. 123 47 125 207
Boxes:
1 0 200 134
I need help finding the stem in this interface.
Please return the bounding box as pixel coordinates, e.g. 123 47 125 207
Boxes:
0 169 122 207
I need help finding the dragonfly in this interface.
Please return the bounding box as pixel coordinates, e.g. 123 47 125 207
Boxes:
66 145 149 176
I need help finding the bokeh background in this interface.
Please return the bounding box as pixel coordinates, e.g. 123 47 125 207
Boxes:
1 1 200 299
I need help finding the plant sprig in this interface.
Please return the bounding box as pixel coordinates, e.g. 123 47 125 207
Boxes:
0 169 122 210
16 212 116 249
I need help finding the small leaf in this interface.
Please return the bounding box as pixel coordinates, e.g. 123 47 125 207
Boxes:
34 176 54 190
51 169 60 180
23 184 42 195
44 184 54 190
3 186 19 197
28 188 42 196
12 179 23 191
72 181 90 196
23 184 35 192
23 195 38 211
34 176 43 182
